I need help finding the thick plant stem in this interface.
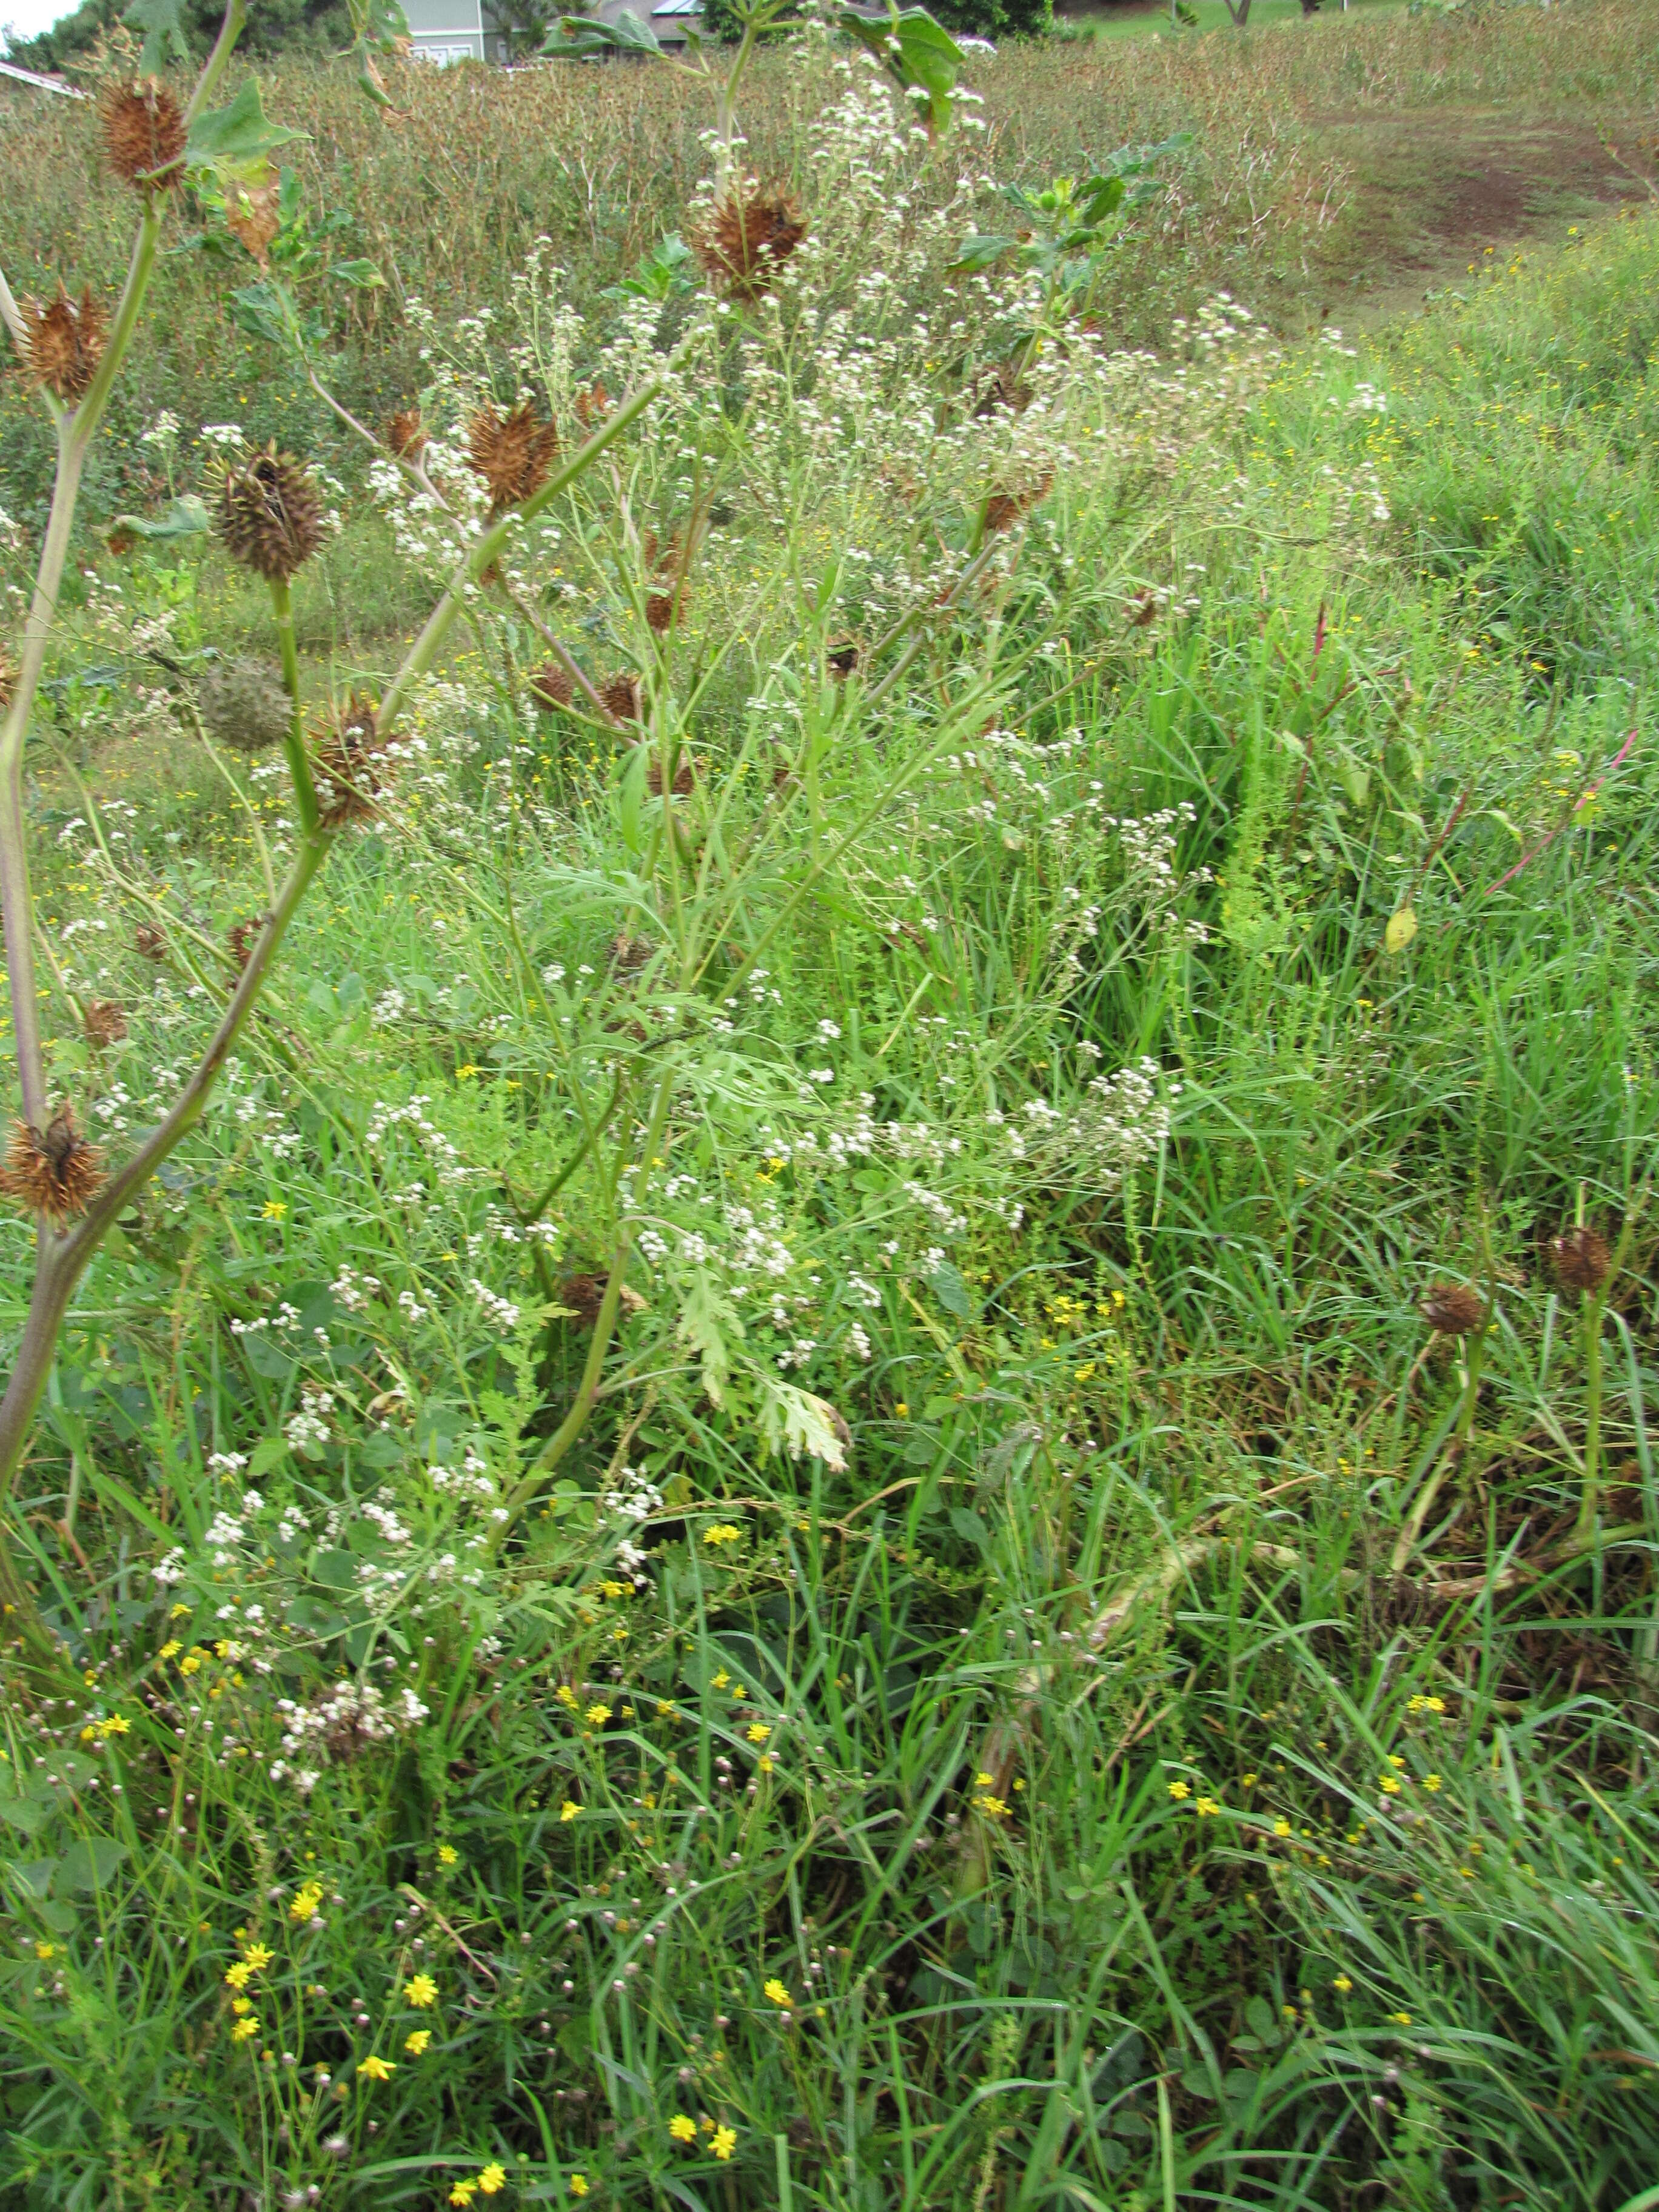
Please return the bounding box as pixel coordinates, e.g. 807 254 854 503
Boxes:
268 577 322 833
1576 1294 1605 1546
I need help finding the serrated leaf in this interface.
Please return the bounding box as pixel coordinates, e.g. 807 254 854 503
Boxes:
187 81 308 192
1384 907 1418 954
229 279 303 352
124 0 190 74
759 1379 848 1471
678 1269 744 1409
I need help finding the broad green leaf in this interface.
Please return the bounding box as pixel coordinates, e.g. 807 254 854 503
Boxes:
759 1379 848 1471
124 0 190 74
57 1837 127 1895
187 82 308 192
929 1260 974 1319
110 497 209 545
838 7 964 137
543 10 661 58
229 279 303 352
0 1795 49 1837
331 258 385 289
950 232 1015 275
6 1858 56 1900
1384 907 1418 954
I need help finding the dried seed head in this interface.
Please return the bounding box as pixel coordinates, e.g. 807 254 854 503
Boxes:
1419 1284 1485 1337
310 693 387 829
1127 587 1161 629
99 78 186 189
213 443 323 583
1 1106 102 1224
826 637 859 681
387 407 426 461
601 672 644 724
135 922 167 960
645 746 695 797
83 999 128 1048
464 400 557 515
1551 1225 1611 1295
21 286 107 404
574 384 609 429
695 184 806 303
528 660 574 712
227 916 269 972
983 472 1053 537
226 179 281 265
645 591 681 635
611 931 654 975
198 657 291 754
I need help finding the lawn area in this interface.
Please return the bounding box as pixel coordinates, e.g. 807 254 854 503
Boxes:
1 3 1658 2208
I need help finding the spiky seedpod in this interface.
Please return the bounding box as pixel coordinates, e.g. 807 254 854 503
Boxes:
310 693 386 830
464 400 557 515
99 78 186 189
1127 587 1161 629
1552 1225 1612 1295
1419 1284 1486 1337
645 591 681 635
83 999 127 1048
227 916 267 972
695 184 807 303
198 657 292 754
983 472 1053 537
826 638 859 681
387 407 426 461
528 660 574 712
1 1106 102 1224
226 179 281 265
21 286 107 405
645 747 695 797
213 443 323 583
135 921 167 960
601 672 644 724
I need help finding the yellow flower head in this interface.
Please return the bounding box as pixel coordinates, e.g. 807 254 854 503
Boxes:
289 1883 324 1922
973 1794 1010 1819
104 1713 130 1735
556 1685 578 1709
560 1799 580 1823
586 1704 612 1726
359 2054 394 2080
746 1722 771 1745
712 1669 729 1689
1273 1818 1292 1838
763 1978 791 2007
242 1942 273 1971
404 1972 438 2008
702 1524 742 1547
261 1199 286 1220
1389 2012 1413 2028
1195 1796 1222 1817
477 2165 506 2195
224 1960 253 1991
569 2177 589 2199
711 2127 737 2162
405 2029 432 2056
158 1640 182 1660
449 2184 478 2207
1167 1780 1190 1801
669 2113 697 2142
438 1844 458 1866
232 2016 260 2042
1423 1774 1443 1792
975 1771 995 1788
1333 1974 1353 1994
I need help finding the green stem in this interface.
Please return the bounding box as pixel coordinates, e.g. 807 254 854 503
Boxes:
268 577 321 834
1577 1295 1605 1545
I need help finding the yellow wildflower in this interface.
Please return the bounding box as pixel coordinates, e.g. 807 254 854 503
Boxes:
158 1640 181 1660
712 1669 729 1689
1333 1975 1353 1994
569 2177 589 2199
586 1704 612 1726
104 1714 130 1736
702 1524 742 1547
232 2016 260 2042
261 1199 286 1221
1423 1774 1443 1792
763 1979 791 2006
405 2029 432 2056
404 1973 438 2008
1273 1818 1292 1838
225 1961 253 1991
1195 1797 1222 1817
438 1844 458 1866
289 1883 324 1921
556 1685 578 1709
1389 2012 1413 2028
670 2113 697 2142
746 1722 771 1745
975 1771 995 1788
477 2165 506 2194
1167 1780 1190 1801
449 2184 478 2207
242 1943 273 1971
359 2054 394 2080
560 1799 580 1822
711 2127 737 2161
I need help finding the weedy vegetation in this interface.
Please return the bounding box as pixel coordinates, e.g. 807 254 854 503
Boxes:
1 0 1657 2208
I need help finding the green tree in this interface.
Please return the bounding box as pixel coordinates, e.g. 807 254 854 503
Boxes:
4 0 354 71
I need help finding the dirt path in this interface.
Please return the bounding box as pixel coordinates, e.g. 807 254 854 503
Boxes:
1298 109 1658 326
